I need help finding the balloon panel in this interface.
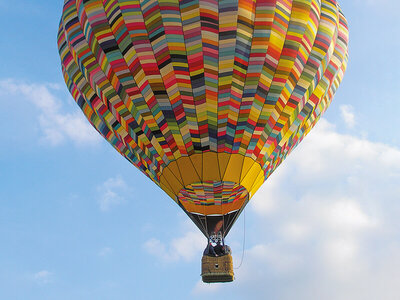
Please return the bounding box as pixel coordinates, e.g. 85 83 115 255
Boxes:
58 0 348 227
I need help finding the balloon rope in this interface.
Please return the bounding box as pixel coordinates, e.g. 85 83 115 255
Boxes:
234 208 246 270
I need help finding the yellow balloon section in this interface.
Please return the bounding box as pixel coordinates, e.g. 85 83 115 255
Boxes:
58 0 348 233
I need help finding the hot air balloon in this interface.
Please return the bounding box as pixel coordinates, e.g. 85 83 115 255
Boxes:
58 0 349 282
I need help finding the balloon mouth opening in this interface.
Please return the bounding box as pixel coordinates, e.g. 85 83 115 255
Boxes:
177 181 248 216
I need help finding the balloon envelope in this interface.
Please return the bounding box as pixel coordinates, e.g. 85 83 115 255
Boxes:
58 0 349 237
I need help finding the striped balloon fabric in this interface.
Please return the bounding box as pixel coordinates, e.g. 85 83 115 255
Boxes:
58 0 348 236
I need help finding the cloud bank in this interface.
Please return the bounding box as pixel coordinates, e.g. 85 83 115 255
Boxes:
33 270 53 285
143 222 204 263
0 79 100 146
97 176 129 212
340 104 356 128
192 118 400 299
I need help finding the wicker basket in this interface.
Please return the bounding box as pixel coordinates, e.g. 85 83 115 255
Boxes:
201 254 234 283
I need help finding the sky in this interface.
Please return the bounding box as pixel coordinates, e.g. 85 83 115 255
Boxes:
0 0 400 299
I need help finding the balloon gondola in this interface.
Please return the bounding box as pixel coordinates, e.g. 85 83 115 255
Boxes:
58 0 349 283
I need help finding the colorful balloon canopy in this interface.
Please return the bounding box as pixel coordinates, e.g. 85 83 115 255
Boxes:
58 0 349 237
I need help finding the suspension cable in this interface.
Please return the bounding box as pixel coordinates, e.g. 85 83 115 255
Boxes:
234 207 246 270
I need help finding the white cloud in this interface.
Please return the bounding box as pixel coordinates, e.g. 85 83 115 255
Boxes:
143 222 205 263
33 270 53 284
169 119 400 299
0 79 100 146
220 118 400 299
97 176 128 211
279 222 311 243
192 279 222 295
323 200 376 233
248 243 303 274
98 247 113 257
352 0 395 6
340 104 356 128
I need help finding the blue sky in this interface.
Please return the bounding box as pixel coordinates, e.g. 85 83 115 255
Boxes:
1 1 400 299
